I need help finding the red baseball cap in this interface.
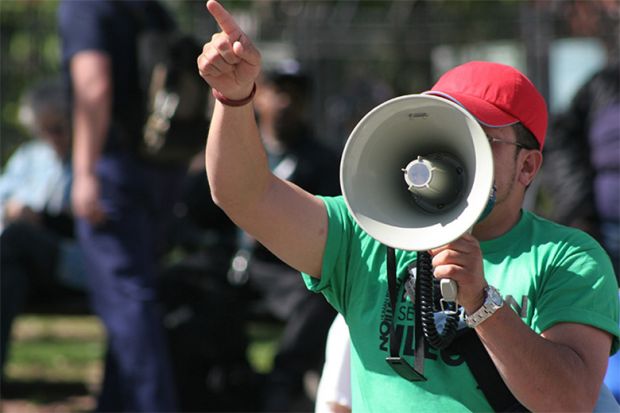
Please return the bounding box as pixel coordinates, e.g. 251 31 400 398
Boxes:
424 61 548 149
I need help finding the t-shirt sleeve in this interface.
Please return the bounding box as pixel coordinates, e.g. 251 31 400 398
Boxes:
301 195 355 316
58 2 109 60
533 232 620 354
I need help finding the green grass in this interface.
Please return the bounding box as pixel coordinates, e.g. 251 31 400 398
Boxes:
7 339 103 382
2 315 105 412
3 314 281 410
5 315 105 385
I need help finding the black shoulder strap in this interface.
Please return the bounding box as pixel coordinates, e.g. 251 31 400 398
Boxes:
449 329 529 412
385 246 426 381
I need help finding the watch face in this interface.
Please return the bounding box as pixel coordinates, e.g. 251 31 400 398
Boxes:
488 287 503 306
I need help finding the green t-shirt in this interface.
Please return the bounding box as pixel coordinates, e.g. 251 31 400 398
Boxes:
303 195 619 413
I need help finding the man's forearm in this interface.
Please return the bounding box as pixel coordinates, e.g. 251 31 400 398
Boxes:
70 51 112 175
206 101 271 216
476 306 609 412
72 102 109 175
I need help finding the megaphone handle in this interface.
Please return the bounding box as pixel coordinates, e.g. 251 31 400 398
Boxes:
439 225 475 303
440 279 458 302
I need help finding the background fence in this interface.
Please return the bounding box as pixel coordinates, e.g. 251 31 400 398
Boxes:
1 0 618 163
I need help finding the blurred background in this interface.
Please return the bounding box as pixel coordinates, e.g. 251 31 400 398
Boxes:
1 0 618 412
2 0 619 161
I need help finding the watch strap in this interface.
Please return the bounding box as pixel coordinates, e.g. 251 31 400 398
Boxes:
466 286 502 328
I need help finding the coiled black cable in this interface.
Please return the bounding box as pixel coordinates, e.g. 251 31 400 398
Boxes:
417 251 459 350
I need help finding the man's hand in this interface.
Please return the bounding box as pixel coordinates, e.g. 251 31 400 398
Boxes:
72 172 106 225
429 233 488 314
198 0 261 100
4 200 42 225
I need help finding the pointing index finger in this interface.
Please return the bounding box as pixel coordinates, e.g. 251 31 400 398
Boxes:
207 0 242 38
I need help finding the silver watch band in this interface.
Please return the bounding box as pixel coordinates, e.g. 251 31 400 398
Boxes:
466 305 496 328
466 286 503 328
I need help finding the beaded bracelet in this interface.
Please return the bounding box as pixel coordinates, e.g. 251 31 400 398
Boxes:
211 83 257 107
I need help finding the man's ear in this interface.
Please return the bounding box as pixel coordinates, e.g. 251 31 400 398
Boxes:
518 150 543 187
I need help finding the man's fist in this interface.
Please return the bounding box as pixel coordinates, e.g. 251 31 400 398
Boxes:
197 0 261 101
429 233 488 313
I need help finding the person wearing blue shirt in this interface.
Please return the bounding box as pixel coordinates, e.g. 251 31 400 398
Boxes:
1 79 85 377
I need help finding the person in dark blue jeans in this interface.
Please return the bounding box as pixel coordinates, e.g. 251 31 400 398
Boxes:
58 1 182 410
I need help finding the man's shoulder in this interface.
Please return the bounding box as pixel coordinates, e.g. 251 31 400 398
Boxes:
320 195 349 221
58 0 119 43
525 210 601 245
523 211 615 275
59 0 114 18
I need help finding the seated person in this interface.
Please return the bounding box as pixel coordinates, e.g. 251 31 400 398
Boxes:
0 79 86 377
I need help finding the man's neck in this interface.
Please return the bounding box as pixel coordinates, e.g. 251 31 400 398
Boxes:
473 206 523 242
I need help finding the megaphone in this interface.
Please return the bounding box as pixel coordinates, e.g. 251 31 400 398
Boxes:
340 94 494 252
341 94 494 356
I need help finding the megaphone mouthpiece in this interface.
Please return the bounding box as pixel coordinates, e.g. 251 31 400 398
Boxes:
403 152 466 214
403 156 433 188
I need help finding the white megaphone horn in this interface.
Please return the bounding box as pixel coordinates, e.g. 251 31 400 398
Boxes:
340 94 494 302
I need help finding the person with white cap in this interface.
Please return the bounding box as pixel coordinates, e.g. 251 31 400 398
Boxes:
197 1 618 411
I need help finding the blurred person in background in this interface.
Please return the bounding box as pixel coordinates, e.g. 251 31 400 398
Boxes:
0 79 72 233
57 1 185 411
0 78 85 380
227 65 339 411
314 314 351 413
542 62 619 277
541 62 620 403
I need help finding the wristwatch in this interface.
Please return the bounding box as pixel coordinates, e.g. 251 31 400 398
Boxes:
466 285 503 328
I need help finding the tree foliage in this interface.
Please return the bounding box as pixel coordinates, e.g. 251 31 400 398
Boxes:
1 0 61 164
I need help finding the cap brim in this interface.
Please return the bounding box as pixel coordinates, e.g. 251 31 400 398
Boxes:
423 91 518 128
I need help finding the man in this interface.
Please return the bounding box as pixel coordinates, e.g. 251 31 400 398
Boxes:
58 1 182 411
239 67 339 411
1 79 84 377
197 1 619 411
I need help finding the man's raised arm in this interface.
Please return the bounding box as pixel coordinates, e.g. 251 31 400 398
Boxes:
198 0 328 278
